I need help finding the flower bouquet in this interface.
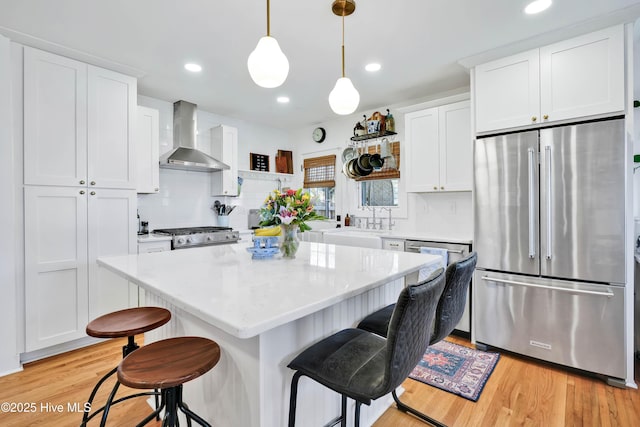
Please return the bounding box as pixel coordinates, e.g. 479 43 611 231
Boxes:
259 188 326 258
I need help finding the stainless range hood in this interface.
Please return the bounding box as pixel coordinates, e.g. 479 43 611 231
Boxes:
159 100 230 172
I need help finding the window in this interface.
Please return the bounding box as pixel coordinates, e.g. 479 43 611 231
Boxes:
303 155 336 219
356 141 400 207
361 179 398 207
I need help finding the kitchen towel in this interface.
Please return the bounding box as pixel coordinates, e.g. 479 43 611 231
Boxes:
418 247 448 282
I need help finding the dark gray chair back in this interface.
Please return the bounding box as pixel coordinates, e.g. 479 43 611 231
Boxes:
430 252 477 345
381 268 446 396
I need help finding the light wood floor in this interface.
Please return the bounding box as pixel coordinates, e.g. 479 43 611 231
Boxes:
0 335 638 426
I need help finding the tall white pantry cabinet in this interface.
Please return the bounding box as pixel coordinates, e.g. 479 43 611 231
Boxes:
22 46 138 352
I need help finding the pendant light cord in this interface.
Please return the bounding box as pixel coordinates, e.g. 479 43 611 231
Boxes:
341 14 345 78
266 0 271 36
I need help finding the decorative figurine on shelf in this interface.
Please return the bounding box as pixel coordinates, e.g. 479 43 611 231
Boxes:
385 109 395 132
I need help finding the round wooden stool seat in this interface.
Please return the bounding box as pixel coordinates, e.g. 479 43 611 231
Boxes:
118 337 221 390
86 307 171 338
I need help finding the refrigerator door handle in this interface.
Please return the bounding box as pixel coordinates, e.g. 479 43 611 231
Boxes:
544 145 552 260
528 148 536 259
480 276 614 297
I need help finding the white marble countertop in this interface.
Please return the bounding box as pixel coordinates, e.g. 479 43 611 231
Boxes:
98 242 440 339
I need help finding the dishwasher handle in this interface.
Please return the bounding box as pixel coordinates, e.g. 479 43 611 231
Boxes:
405 245 465 255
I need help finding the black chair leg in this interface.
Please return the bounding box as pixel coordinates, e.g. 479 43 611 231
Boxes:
354 401 361 427
288 371 303 427
99 380 120 427
136 391 166 427
392 389 448 427
81 366 117 426
340 394 347 427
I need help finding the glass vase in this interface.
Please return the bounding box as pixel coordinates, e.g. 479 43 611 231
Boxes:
280 224 300 259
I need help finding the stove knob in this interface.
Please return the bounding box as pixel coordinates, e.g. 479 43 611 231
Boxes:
176 237 186 245
207 236 214 241
186 237 193 244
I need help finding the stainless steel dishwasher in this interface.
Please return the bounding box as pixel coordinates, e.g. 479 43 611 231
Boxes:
405 240 472 336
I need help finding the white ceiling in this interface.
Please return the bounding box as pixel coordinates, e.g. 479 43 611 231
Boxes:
1 0 640 129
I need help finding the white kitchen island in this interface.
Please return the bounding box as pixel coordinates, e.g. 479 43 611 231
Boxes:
98 241 440 427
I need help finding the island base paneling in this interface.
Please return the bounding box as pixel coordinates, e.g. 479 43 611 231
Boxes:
143 277 405 427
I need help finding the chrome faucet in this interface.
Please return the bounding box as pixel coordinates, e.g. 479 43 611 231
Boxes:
381 207 395 231
365 206 383 230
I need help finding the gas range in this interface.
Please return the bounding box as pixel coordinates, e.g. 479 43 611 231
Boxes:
153 226 240 250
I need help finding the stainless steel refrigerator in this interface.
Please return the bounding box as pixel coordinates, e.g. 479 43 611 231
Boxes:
473 118 627 383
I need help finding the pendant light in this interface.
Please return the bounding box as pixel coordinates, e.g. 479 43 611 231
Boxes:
329 0 360 115
248 0 289 88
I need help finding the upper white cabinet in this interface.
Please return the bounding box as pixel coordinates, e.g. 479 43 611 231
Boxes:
211 125 238 196
475 25 624 133
405 100 471 193
136 106 160 193
24 46 137 189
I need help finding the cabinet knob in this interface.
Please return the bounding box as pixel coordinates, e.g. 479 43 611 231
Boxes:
543 114 549 120
441 186 445 190
79 180 85 185
154 188 159 192
531 116 537 122
90 181 96 186
79 190 85 195
433 186 437 190
90 191 96 196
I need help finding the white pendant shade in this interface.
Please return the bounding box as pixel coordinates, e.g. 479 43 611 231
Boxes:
247 36 289 88
329 77 360 115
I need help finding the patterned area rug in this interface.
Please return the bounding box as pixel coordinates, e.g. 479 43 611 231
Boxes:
409 340 500 402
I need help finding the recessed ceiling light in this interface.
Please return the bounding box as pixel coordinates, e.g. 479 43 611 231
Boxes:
365 63 381 72
524 0 552 15
184 63 202 72
277 96 290 103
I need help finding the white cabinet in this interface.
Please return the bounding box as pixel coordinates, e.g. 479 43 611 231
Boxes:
475 25 624 133
24 187 137 351
22 46 138 352
24 46 137 189
87 189 138 321
138 239 171 253
211 125 238 196
405 100 471 193
136 106 160 193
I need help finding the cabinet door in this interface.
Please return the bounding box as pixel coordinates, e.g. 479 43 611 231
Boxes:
88 66 137 189
87 188 138 320
24 186 89 351
439 100 472 191
211 125 238 196
405 107 440 192
475 49 540 133
540 25 624 122
136 106 160 193
24 47 88 187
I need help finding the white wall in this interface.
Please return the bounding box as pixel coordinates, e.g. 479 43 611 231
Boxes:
289 88 473 240
136 96 298 232
0 35 21 375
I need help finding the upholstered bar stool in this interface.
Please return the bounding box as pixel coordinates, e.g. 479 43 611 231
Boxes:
356 252 477 426
288 269 446 427
117 336 221 427
81 306 172 426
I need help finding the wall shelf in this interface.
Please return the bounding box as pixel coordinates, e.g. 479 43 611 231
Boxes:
238 169 293 182
350 130 397 142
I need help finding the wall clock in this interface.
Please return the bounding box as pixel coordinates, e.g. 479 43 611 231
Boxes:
312 127 326 143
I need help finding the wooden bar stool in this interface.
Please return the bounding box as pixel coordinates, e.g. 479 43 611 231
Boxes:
117 336 221 427
81 306 172 426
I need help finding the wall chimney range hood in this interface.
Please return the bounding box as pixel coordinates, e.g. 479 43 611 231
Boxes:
159 100 230 172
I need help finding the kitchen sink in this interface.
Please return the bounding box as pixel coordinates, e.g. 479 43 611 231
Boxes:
322 229 385 249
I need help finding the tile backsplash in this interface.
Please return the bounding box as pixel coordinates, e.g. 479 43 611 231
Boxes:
137 169 297 232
